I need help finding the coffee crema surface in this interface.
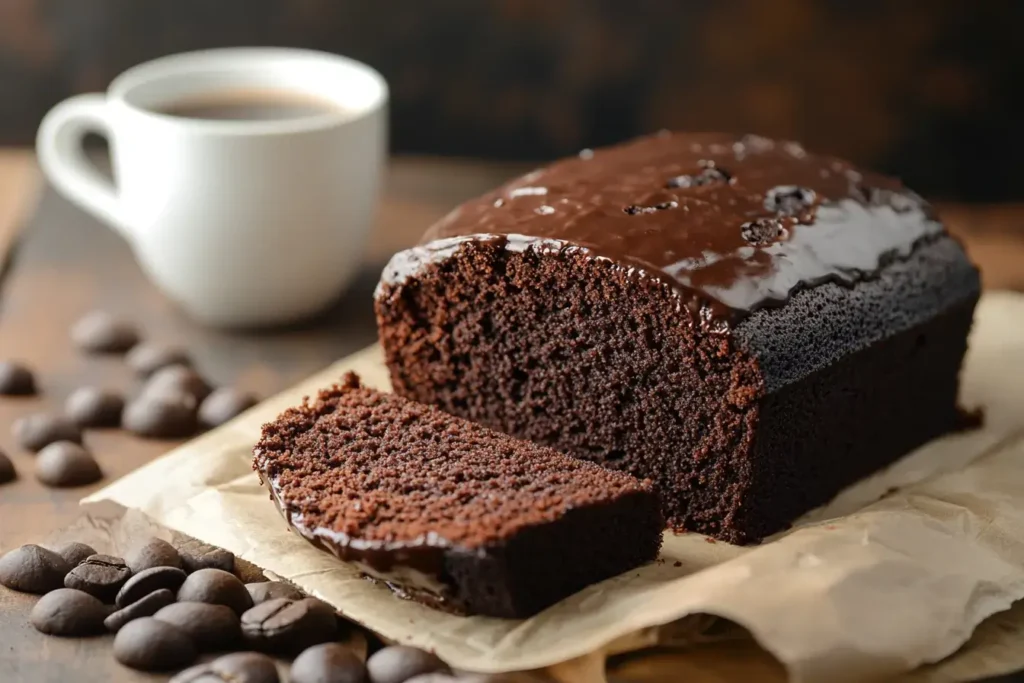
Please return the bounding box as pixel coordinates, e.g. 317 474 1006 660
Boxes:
154 89 343 121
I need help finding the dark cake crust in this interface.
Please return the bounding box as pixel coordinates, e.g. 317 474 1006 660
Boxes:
253 373 663 617
375 133 980 544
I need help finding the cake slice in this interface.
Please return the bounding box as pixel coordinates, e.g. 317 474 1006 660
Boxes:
374 132 981 544
253 373 663 618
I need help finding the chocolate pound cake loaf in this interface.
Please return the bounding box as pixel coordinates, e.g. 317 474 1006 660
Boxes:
253 373 662 618
375 132 981 544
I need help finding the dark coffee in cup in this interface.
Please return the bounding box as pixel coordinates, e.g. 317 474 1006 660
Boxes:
156 89 343 121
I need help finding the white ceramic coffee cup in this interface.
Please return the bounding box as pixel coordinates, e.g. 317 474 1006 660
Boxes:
37 48 388 327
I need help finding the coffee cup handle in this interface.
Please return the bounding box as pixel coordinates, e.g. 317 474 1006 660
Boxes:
36 94 132 241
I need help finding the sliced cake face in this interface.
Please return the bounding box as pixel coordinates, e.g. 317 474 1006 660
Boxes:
375 132 980 544
377 246 764 542
252 373 663 618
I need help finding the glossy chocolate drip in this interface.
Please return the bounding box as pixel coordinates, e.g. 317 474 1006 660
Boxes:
254 461 457 608
389 132 944 328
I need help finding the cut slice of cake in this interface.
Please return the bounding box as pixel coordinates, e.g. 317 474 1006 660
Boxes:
374 131 981 544
252 373 663 618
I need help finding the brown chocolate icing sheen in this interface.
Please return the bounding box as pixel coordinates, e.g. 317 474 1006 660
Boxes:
255 464 456 608
411 132 944 325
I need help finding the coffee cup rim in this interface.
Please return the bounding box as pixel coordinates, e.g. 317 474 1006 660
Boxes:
107 47 389 135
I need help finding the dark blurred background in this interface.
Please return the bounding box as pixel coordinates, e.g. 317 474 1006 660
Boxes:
1 0 1022 201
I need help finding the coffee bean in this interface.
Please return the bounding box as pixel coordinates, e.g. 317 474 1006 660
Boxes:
123 391 197 438
181 544 235 574
53 541 98 567
113 617 197 671
0 449 15 485
35 441 103 488
126 343 192 377
291 643 366 683
0 544 72 593
125 537 183 573
177 568 252 614
105 588 175 632
71 311 140 354
30 588 109 636
64 554 131 602
116 566 187 607
0 360 35 395
367 646 450 683
65 387 125 428
172 652 280 683
246 581 305 605
241 597 337 654
144 365 212 403
154 601 242 652
199 388 257 429
13 413 82 452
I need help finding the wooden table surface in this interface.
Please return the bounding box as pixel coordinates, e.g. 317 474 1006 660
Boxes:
0 148 1022 682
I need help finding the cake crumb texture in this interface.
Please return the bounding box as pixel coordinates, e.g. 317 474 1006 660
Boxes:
254 373 658 548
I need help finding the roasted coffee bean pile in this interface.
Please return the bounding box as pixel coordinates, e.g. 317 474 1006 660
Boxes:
0 310 259 489
0 536 547 682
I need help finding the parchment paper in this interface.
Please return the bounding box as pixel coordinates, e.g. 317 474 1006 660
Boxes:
88 292 1024 683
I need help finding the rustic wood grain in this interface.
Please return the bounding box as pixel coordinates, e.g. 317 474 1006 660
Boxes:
0 150 39 275
940 203 1024 292
609 642 786 683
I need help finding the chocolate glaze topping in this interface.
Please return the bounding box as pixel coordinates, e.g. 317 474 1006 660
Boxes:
380 132 943 329
260 470 454 607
